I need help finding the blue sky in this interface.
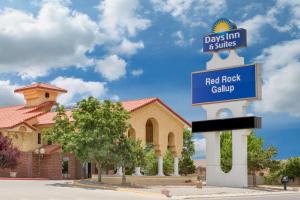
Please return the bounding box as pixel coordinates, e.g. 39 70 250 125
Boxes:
0 0 299 159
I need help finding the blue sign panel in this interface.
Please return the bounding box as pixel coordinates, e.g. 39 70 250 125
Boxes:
192 64 260 105
203 29 247 53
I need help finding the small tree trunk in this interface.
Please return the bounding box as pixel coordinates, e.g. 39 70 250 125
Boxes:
96 162 102 183
122 166 126 185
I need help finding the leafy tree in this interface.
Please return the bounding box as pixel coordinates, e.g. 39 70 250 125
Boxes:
0 133 20 170
44 97 130 182
163 149 174 175
220 131 232 173
144 145 157 175
220 132 277 186
248 133 277 186
143 145 174 176
114 135 145 184
285 157 300 184
179 129 196 175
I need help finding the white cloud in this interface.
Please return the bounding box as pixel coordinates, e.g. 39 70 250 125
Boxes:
110 95 120 102
95 55 127 81
97 0 151 40
172 31 194 47
0 80 24 106
173 31 185 47
239 0 300 45
151 0 226 27
131 68 143 76
254 39 300 117
193 138 206 159
51 77 107 105
0 1 100 79
109 39 144 56
239 15 267 45
0 0 150 80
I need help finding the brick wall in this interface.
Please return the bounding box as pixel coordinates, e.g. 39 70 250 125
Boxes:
0 152 33 177
0 151 81 179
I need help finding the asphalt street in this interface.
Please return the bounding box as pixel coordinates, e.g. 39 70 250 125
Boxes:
0 180 163 200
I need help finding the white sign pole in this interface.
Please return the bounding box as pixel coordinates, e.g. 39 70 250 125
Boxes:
202 50 251 187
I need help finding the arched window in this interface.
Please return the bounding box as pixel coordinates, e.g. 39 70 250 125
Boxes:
146 119 154 144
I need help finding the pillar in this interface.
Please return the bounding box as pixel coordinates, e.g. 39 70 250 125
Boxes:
173 157 179 176
157 156 164 176
133 167 142 176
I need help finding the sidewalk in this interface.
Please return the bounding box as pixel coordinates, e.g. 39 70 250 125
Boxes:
73 180 300 199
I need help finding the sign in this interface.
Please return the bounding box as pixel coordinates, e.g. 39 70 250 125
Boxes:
192 64 261 105
192 116 262 133
203 18 247 53
203 29 247 52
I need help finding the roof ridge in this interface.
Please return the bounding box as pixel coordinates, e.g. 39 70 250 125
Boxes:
120 97 158 103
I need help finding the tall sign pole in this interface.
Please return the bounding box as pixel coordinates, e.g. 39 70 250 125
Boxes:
192 18 262 187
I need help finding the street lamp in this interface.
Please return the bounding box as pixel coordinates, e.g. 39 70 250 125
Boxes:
34 147 45 177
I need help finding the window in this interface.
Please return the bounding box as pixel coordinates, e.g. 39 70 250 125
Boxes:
37 133 41 145
45 92 50 98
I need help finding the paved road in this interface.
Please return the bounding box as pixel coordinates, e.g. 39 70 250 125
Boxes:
0 180 163 200
193 193 300 200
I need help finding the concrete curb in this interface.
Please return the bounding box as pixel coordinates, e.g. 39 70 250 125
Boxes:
73 181 166 198
170 191 299 199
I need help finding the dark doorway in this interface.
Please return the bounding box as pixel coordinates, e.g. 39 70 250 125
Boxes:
87 162 92 178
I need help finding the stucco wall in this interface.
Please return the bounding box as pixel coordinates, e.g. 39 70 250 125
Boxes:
1 126 40 152
128 101 184 157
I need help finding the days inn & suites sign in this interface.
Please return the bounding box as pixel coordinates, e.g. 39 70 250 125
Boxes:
203 18 247 52
192 18 261 105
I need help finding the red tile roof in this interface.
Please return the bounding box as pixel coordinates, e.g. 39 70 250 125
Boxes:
40 144 61 154
36 110 73 126
14 83 67 93
0 105 44 129
121 98 158 112
0 98 190 128
35 98 191 127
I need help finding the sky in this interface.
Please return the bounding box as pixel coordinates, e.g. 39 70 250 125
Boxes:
0 0 299 160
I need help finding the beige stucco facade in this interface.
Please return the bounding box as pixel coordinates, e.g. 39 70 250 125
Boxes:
0 83 190 177
1 124 40 152
128 101 185 157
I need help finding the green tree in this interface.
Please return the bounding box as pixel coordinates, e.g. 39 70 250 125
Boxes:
44 97 130 182
114 135 145 184
248 133 277 186
220 132 277 186
285 157 300 184
179 129 196 175
220 131 232 173
143 144 174 176
163 149 174 175
144 144 157 175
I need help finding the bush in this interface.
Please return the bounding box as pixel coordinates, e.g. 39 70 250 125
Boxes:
0 133 20 170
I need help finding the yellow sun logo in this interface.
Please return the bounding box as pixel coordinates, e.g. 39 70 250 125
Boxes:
212 18 237 33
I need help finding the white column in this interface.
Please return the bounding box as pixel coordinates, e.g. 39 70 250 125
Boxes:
133 167 142 176
157 156 164 176
173 157 179 176
116 166 123 176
